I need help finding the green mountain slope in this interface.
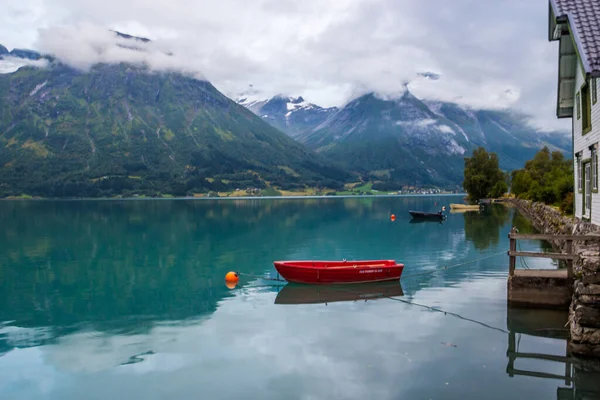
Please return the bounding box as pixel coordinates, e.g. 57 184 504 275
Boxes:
0 63 349 198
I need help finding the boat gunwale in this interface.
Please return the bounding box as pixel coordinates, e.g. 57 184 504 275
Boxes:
274 260 402 270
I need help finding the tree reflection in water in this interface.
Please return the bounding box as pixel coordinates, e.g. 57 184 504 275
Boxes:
463 204 511 250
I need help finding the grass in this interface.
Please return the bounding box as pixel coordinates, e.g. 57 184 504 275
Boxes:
21 140 49 157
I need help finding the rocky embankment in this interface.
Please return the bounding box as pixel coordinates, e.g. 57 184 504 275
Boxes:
511 199 600 357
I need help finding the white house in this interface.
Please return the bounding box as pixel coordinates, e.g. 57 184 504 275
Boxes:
549 0 600 224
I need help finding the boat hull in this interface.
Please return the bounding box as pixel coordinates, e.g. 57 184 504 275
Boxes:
273 260 404 284
408 210 445 220
449 203 480 210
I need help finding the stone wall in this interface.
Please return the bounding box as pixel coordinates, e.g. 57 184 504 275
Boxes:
510 199 600 357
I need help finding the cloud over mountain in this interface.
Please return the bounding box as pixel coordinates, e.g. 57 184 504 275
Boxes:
1 0 569 132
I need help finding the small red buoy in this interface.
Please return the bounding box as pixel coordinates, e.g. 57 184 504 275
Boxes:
225 271 239 283
390 214 396 221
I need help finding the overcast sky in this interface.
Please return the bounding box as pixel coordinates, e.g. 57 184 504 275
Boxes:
0 0 570 132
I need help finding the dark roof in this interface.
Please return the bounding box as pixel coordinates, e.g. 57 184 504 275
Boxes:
551 0 600 73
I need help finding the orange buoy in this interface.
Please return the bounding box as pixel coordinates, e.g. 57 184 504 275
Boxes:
390 214 396 221
225 281 237 289
225 271 239 283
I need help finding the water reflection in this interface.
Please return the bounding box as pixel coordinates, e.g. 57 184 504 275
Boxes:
274 281 404 305
463 204 511 250
2 196 589 400
505 307 600 400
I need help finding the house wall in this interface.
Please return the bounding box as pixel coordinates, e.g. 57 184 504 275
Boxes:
573 64 600 224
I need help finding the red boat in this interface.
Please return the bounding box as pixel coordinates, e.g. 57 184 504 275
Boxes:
273 260 404 284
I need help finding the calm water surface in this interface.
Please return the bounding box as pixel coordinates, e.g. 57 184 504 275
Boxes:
0 196 592 399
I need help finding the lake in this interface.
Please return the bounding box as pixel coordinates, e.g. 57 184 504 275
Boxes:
0 195 593 399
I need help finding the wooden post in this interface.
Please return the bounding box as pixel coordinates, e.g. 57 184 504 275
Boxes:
509 227 517 276
507 330 515 377
566 239 574 280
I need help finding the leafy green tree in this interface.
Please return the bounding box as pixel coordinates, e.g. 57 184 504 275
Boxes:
510 146 573 214
463 147 506 202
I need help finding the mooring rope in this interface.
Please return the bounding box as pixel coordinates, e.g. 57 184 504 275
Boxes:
517 241 531 270
399 250 508 279
385 296 510 334
237 272 286 282
324 284 510 334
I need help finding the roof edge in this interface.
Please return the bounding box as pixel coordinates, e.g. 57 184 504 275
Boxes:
549 0 593 76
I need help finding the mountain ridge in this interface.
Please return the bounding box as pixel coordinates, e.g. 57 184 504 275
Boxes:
238 90 571 188
237 94 338 139
0 57 350 198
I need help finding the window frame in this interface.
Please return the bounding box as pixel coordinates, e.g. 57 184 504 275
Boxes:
593 77 598 105
584 161 592 219
578 152 583 193
593 145 599 192
582 82 592 134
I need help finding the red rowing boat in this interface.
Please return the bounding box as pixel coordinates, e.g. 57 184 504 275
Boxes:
273 260 404 284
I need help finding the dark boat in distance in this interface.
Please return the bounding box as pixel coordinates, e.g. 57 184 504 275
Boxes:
274 281 404 305
408 206 446 221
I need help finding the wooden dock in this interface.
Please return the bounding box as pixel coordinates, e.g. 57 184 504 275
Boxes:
507 228 600 309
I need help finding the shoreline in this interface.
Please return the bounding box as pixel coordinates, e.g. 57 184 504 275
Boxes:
0 193 467 201
510 198 600 359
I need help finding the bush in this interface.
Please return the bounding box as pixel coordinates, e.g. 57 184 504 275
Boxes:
560 192 574 215
510 146 573 213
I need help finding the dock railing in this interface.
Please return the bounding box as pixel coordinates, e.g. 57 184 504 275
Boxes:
508 227 600 279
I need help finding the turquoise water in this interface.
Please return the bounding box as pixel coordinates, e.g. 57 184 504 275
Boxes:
0 196 591 399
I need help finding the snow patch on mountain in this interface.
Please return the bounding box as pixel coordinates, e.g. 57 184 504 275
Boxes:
453 124 470 142
30 81 48 96
395 118 436 128
446 139 466 155
437 125 454 134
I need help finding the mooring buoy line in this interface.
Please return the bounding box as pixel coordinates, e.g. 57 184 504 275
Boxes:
400 250 508 279
236 271 286 282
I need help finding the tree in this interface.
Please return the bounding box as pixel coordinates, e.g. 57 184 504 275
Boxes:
463 147 506 203
510 146 573 214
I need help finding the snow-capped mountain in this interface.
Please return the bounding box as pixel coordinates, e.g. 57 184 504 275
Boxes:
236 94 338 139
236 88 571 187
295 89 571 187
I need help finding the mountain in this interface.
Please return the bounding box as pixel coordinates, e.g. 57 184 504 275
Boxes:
294 90 571 188
9 49 41 60
237 95 338 139
0 44 8 56
0 60 350 198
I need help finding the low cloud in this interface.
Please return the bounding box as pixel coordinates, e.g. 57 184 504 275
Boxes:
0 56 49 74
36 23 204 79
1 0 572 132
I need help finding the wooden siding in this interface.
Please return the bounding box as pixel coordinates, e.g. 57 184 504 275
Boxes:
573 66 600 224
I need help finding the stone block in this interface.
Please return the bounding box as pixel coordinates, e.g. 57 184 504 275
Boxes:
575 305 600 327
571 324 600 344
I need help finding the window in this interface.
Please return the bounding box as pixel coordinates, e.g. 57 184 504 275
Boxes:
585 162 592 216
593 78 598 105
593 145 599 191
577 91 581 120
582 82 592 133
578 153 582 192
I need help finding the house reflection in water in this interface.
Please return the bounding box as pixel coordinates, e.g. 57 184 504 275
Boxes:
506 307 600 399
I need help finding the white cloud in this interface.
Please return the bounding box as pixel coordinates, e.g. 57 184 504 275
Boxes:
0 0 571 132
0 56 49 74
